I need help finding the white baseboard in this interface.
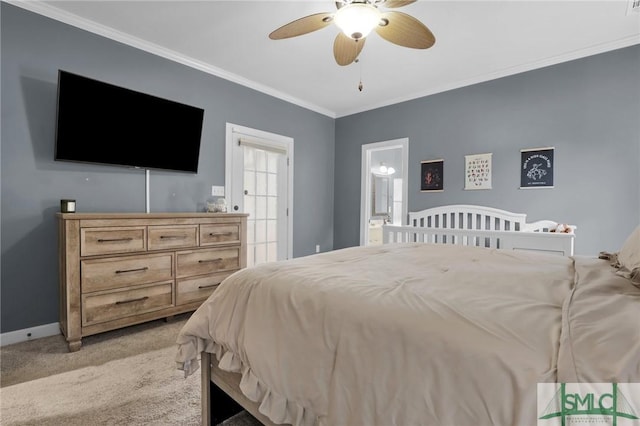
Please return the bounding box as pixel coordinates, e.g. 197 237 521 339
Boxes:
0 322 61 347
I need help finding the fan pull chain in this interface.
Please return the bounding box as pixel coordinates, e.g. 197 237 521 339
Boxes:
356 57 363 92
351 38 363 92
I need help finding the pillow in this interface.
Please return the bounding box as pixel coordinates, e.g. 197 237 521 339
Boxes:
618 226 640 286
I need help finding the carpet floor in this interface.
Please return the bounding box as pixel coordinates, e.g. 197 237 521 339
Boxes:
0 313 260 426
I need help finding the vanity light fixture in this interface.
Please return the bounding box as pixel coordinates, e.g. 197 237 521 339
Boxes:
373 162 395 176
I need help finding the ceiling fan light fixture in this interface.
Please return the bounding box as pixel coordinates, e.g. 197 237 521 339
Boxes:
334 3 381 40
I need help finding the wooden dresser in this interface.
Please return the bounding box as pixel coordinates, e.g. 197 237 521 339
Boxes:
57 212 247 351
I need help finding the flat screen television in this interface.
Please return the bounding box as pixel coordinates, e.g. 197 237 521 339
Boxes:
54 70 204 173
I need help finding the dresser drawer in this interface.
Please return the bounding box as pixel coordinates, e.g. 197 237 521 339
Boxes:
176 247 240 278
81 253 173 293
176 272 232 305
200 223 240 246
148 225 198 251
82 281 173 326
81 227 146 256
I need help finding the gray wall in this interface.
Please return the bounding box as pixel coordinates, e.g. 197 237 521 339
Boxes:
2 3 638 334
335 45 640 255
1 4 335 333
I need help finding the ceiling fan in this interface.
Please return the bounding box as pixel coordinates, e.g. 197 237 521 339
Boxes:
269 0 435 66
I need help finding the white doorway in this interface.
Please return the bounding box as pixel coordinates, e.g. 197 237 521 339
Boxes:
360 138 409 246
225 123 293 266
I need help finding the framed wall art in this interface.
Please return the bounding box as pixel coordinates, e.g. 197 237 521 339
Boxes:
520 147 554 189
421 159 444 192
464 153 492 190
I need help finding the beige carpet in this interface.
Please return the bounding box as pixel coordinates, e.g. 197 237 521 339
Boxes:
0 313 260 426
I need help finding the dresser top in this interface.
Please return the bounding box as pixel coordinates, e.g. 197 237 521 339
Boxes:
57 212 249 220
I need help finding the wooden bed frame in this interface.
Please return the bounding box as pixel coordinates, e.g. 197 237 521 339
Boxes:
199 205 576 425
201 352 280 426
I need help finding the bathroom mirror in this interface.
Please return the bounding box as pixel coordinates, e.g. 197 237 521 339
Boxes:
372 175 390 217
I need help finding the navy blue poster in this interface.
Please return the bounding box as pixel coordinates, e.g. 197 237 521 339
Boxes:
520 148 554 188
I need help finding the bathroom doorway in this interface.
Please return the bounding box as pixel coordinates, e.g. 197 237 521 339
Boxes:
360 138 408 246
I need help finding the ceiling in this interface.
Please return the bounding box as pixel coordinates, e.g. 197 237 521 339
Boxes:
12 0 640 118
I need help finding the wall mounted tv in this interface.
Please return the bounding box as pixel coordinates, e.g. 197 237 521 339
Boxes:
54 70 204 173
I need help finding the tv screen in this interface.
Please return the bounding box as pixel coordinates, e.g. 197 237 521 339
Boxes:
55 70 204 173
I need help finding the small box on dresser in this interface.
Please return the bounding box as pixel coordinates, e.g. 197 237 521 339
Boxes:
58 212 248 352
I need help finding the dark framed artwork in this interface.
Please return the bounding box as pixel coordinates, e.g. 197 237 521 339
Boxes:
520 147 554 189
421 159 444 192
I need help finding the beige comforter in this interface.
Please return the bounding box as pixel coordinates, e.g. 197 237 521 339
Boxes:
176 243 640 426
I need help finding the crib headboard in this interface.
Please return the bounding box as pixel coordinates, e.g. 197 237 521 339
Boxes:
384 204 575 256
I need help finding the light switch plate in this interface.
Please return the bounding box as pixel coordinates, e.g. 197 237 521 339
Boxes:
211 186 225 196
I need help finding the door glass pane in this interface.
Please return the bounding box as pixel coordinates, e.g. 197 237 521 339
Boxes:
256 196 267 220
256 150 267 172
255 243 267 264
267 220 277 242
255 219 267 243
244 149 256 171
244 170 256 195
241 143 285 267
244 195 255 219
256 172 268 196
267 197 277 220
246 218 256 267
267 242 277 262
247 243 255 266
267 173 277 196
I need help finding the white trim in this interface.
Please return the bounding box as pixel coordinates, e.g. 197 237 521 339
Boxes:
6 0 335 118
8 0 638 119
334 35 640 117
225 123 294 261
360 138 409 246
0 322 61 347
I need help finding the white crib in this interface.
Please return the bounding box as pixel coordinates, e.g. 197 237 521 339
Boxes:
383 204 575 256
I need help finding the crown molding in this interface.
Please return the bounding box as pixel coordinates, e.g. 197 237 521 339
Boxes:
5 0 638 119
5 0 336 118
336 34 640 117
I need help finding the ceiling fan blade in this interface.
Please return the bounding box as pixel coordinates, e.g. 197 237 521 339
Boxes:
384 0 417 8
375 11 435 49
269 12 334 40
333 32 366 66
335 1 343 9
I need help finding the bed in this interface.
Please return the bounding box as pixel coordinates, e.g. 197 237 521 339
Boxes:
175 205 640 426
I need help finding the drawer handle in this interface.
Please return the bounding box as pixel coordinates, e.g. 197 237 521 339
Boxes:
209 232 233 236
198 283 219 289
115 267 149 274
97 237 134 243
198 258 223 264
115 296 149 305
160 235 187 239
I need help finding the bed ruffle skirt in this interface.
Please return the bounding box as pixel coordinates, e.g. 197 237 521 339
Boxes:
176 339 317 426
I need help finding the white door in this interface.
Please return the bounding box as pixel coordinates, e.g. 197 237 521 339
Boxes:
226 123 293 267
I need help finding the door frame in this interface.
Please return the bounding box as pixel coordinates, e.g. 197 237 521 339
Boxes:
360 138 409 246
225 122 294 260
